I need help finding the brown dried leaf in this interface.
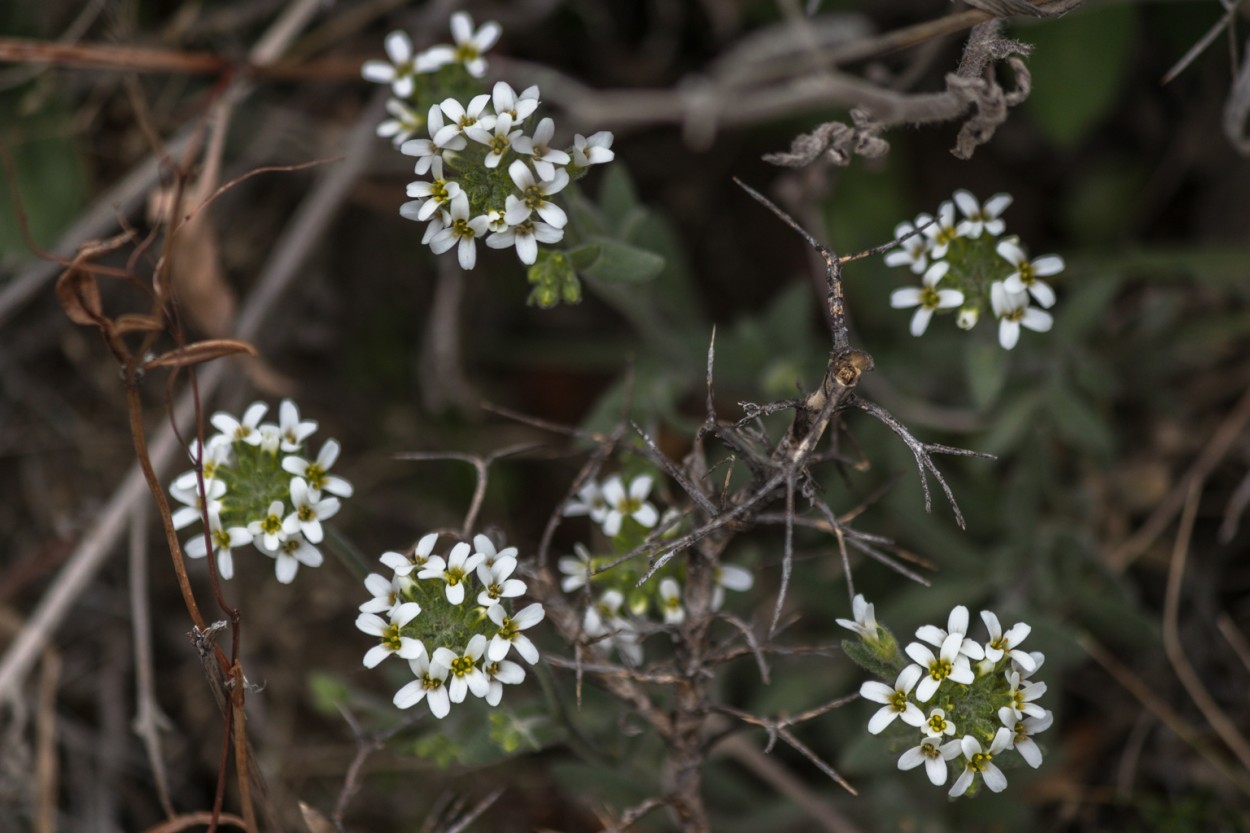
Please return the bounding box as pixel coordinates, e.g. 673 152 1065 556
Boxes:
55 268 106 327
143 338 258 371
150 184 237 337
113 313 165 334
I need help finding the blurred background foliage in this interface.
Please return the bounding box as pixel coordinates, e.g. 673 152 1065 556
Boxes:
2 1 1250 832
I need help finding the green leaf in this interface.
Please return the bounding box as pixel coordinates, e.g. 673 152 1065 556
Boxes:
964 339 1009 410
981 389 1043 456
1019 5 1136 148
573 237 665 283
1047 383 1115 458
0 96 88 259
597 164 641 229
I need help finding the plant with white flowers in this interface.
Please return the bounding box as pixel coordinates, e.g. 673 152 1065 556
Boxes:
169 399 353 584
355 532 545 718
884 189 1064 349
840 596 1053 798
361 12 618 307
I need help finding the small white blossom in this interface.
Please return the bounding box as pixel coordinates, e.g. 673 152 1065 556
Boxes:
990 281 1053 350
915 604 986 662
558 543 595 592
488 602 545 663
884 216 934 274
406 157 464 222
570 131 615 168
486 217 563 265
433 94 494 147
980 610 1035 671
999 707 1053 768
889 261 964 337
922 707 958 740
599 474 659 537
476 557 526 607
711 563 753 611
211 401 267 446
923 200 962 259
512 117 572 181
393 652 451 718
949 728 1013 797
281 438 353 498
504 161 569 228
434 634 491 703
360 572 405 614
472 533 518 567
262 531 324 584
255 423 283 455
584 590 642 664
466 112 521 169
169 478 225 531
835 593 881 642
283 476 340 544
860 666 926 734
428 194 490 270
997 239 1061 309
380 532 439 577
361 31 417 99
659 578 685 625
417 541 484 605
173 438 232 491
953 190 1012 239
377 98 426 148
490 81 540 125
357 602 423 668
401 106 466 175
1003 669 1048 720
564 480 608 522
483 658 525 706
184 512 251 580
898 737 963 786
416 11 501 79
905 632 976 703
276 398 318 451
247 499 288 552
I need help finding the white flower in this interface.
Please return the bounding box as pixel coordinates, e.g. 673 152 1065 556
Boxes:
486 217 563 265
512 117 572 181
400 106 466 175
210 401 267 446
380 532 439 577
953 190 1012 239
392 652 451 718
584 590 642 664
490 81 540 125
1003 669 1048 720
980 610 1035 671
599 474 659 537
254 422 283 455
835 593 880 642
860 666 926 734
377 98 426 148
570 131 615 168
433 94 494 147
997 239 1061 309
416 11 501 78
488 602 545 663
1013 650 1046 679
283 477 340 544
173 438 232 491
922 707 958 740
361 31 417 99
357 602 423 668
999 707 1053 768
486 209 509 234
433 634 491 703
564 480 608 522
898 737 963 786
658 578 685 625
281 438 353 498
466 112 522 169
915 604 986 662
923 200 962 259
889 261 964 337
476 557 526 606
262 531 324 584
949 728 1013 797
276 398 317 451
169 478 225 531
956 305 980 331
558 543 595 592
990 281 1053 350
504 160 569 228
184 512 251 580
406 158 464 222
360 572 405 614
711 563 753 611
428 194 490 270
905 632 976 703
483 658 525 706
417 541 484 605
883 216 934 274
247 499 289 552
472 533 518 567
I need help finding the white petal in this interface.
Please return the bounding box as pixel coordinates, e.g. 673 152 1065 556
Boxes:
909 307 934 337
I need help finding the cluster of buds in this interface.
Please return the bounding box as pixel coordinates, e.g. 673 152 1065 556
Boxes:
356 532 545 718
884 190 1064 350
361 13 616 304
840 597 1052 798
559 473 754 663
169 400 352 583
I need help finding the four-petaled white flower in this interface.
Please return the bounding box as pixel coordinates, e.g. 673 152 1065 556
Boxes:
361 31 417 98
999 708 1053 768
890 261 964 337
434 634 491 703
377 98 426 148
997 239 1062 309
359 572 405 615
922 200 963 259
490 81 540 125
564 480 608 522
247 500 289 553
1002 669 1048 720
599 474 660 537
905 632 976 703
428 194 490 270
211 401 268 446
558 543 595 592
584 590 642 664
953 190 1012 239
488 602 545 663
184 512 251 580
400 106 466 175
570 131 615 168
990 281 1053 350
486 217 563 265
659 578 685 625
860 666 927 734
476 557 526 607
406 158 464 222
393 652 451 718
949 728 1014 797
835 593 881 642
504 160 569 228
173 438 232 491
283 477 340 544
898 737 963 786
980 610 1035 671
380 532 439 577
169 478 226 531
356 602 423 668
512 117 572 181
915 604 986 662
884 216 934 274
276 398 318 452
418 542 485 604
466 112 521 169
281 438 353 498
472 533 518 567
433 94 494 147
483 658 526 706
417 12 501 79
262 531 324 584
922 707 958 740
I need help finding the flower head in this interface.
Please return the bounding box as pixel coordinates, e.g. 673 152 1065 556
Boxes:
949 728 1013 797
488 602 545 663
898 737 963 786
997 239 1061 309
361 31 417 98
599 474 659 537
184 512 251 580
504 160 569 228
393 652 451 718
953 190 1012 239
570 131 615 168
357 602 424 668
990 281 1053 350
417 541 485 604
281 438 353 498
860 665 926 734
417 12 501 78
512 117 572 181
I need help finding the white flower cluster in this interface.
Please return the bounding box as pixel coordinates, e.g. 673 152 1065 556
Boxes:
361 13 616 271
842 598 1053 798
169 400 352 584
559 473 754 664
884 190 1064 350
355 532 545 719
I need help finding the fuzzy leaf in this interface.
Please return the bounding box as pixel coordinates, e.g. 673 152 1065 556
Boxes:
573 238 665 284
